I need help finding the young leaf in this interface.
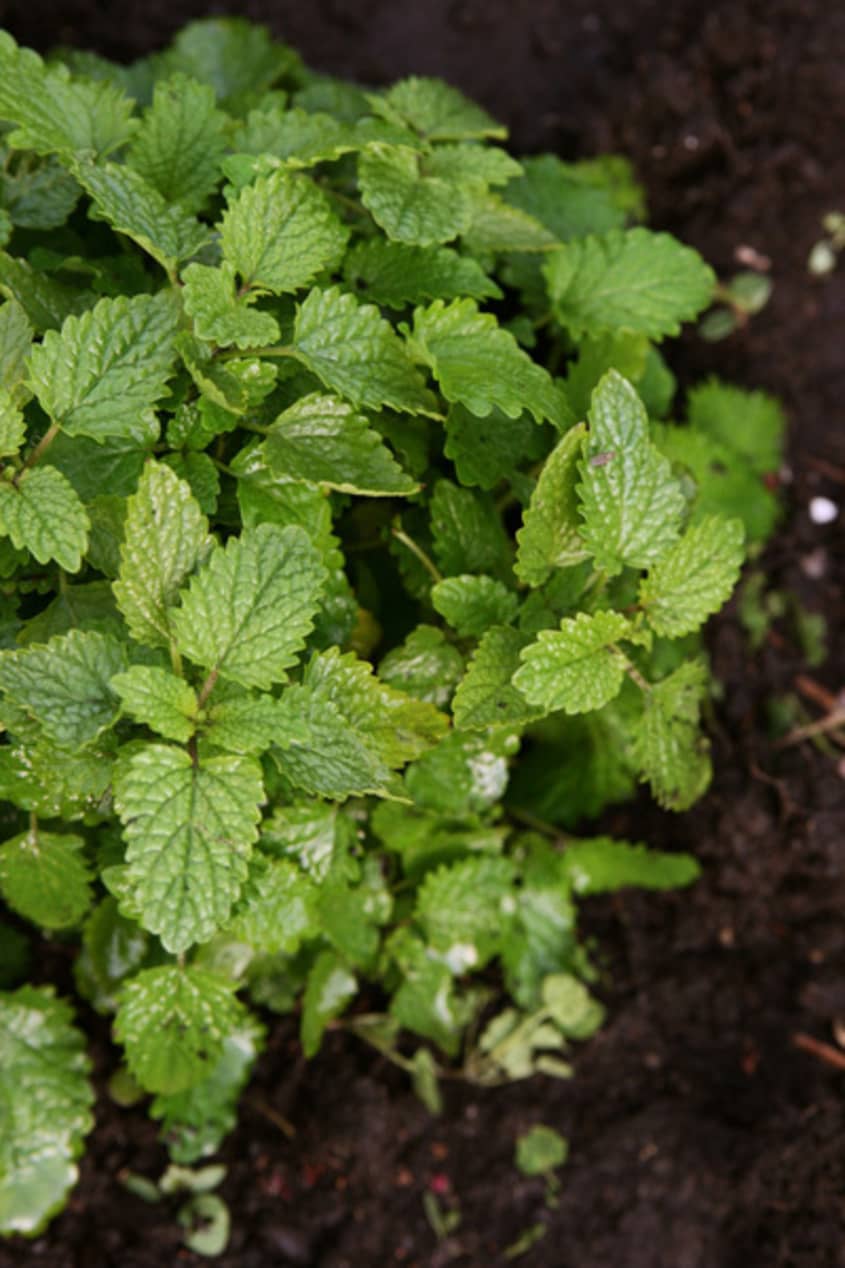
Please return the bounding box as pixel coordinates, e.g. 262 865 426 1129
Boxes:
405 298 565 425
293 286 436 415
110 666 199 744
369 77 506 142
0 986 94 1235
202 692 303 756
513 610 632 715
515 423 590 585
452 625 540 730
560 836 700 895
545 227 715 340
0 629 125 748
343 239 500 309
0 464 89 571
27 292 179 444
578 371 685 575
300 949 357 1057
431 574 519 638
126 73 228 214
181 262 280 350
388 932 472 1056
114 743 264 953
639 515 745 637
630 660 712 811
415 855 516 966
113 460 212 650
0 828 92 929
173 523 327 690
115 965 249 1094
358 144 475 246
263 392 417 496
221 169 348 295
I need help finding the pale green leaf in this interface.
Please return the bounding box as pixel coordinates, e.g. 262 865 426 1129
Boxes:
0 298 32 402
515 423 590 585
127 73 228 213
110 665 199 743
631 660 712 810
639 515 745 637
0 986 93 1235
259 801 338 880
369 77 506 142
202 692 303 755
115 965 249 1094
431 574 518 638
388 932 472 1056
300 949 357 1057
406 298 565 425
378 625 465 708
229 105 356 165
181 262 280 350
161 451 220 516
114 743 264 953
227 856 319 954
578 371 685 574
462 189 555 254
173 523 326 690
358 144 474 246
405 728 515 817
293 286 436 415
0 387 25 457
426 143 521 186
687 379 786 474
275 685 395 798
515 1126 569 1177
264 392 416 496
27 292 179 444
452 625 540 730
415 855 516 966
0 629 125 747
221 169 348 295
513 610 632 715
0 829 91 929
561 836 700 895
343 239 500 309
545 227 715 340
0 153 78 232
0 465 89 571
113 460 212 649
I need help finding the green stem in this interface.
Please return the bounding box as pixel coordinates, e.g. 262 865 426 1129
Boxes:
169 641 184 678
196 667 219 711
391 521 443 584
16 421 60 485
218 343 297 362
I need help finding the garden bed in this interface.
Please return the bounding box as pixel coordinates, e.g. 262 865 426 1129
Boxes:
1 1 843 1265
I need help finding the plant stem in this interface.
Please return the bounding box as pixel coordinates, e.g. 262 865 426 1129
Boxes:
391 521 443 584
196 668 219 711
15 421 59 484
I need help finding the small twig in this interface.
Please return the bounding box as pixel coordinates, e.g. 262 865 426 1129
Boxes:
774 707 845 749
804 454 845 485
247 1095 296 1139
792 1032 845 1072
795 674 839 713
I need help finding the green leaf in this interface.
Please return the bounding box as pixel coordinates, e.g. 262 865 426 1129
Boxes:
0 986 93 1235
515 424 590 585
0 828 91 929
343 239 500 309
0 154 79 232
110 666 199 743
505 154 627 241
578 371 685 575
513 611 632 716
541 973 605 1039
430 479 510 578
73 896 153 1016
173 523 326 690
631 660 712 810
114 743 264 952
452 626 540 730
0 629 125 747
202 692 301 756
388 932 473 1056
545 228 715 340
369 77 506 142
415 855 516 967
75 161 210 275
27 292 179 443
0 387 25 457
0 34 135 159
515 1125 569 1177
161 17 295 105
443 402 547 491
405 729 515 817
0 465 89 571
181 262 280 350
115 965 249 1094
639 515 745 637
227 856 319 953
221 169 348 294
300 949 357 1057
560 836 700 895
162 451 220 516
687 379 786 474
0 298 33 402
264 392 417 496
113 460 212 649
126 73 228 213
358 144 475 246
431 574 518 638
406 298 565 425
379 625 465 708
293 286 436 415
229 105 356 165
0 252 91 332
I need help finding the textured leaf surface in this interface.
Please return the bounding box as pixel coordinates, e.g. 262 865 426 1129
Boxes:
444 402 546 491
127 73 227 213
114 743 264 952
513 611 632 715
221 169 348 294
27 292 179 443
173 523 326 689
300 949 357 1057
115 965 248 1094
113 460 212 649
561 837 700 895
430 479 510 578
0 387 25 457
161 16 294 103
0 986 93 1235
228 856 319 954
545 228 715 340
0 829 91 929
343 239 500 308
631 661 712 810
181 262 280 350
415 855 515 966
515 424 589 585
378 626 465 708
451 625 539 730
202 692 302 756
0 465 89 571
431 574 518 638
110 666 198 743
264 392 417 495
294 286 435 415
0 629 124 747
406 298 564 425
0 252 91 332
359 144 474 246
0 298 33 401
370 77 506 141
504 154 627 242
578 371 685 574
639 515 745 637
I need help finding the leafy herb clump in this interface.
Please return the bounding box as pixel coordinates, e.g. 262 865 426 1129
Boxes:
0 18 784 1236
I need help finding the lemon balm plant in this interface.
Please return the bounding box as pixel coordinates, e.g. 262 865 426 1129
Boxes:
0 18 785 1236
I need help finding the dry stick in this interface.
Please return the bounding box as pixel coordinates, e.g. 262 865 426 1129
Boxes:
794 674 840 713
247 1095 296 1139
774 707 845 749
792 1032 845 1072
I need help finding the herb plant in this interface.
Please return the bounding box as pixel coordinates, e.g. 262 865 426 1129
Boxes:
0 18 785 1237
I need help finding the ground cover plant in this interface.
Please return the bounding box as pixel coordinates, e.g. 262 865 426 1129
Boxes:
0 17 786 1242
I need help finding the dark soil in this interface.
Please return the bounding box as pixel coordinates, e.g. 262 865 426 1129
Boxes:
1 1 844 1265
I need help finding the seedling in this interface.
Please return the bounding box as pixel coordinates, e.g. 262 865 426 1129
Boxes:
119 1163 230 1257
515 1124 569 1205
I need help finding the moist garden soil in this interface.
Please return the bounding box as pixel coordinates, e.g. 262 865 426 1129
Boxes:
0 1 843 1264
